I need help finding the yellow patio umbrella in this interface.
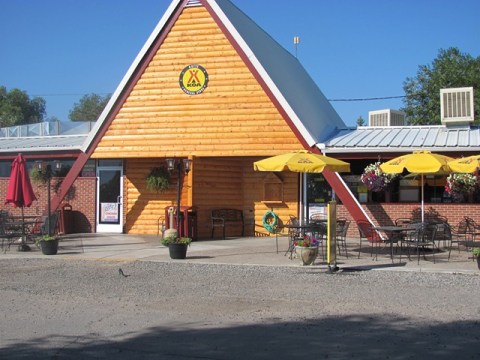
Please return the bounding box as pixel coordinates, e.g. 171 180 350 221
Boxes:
448 155 480 173
253 150 350 173
380 150 453 223
254 150 350 266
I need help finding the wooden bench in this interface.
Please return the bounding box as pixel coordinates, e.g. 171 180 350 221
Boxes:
211 209 244 239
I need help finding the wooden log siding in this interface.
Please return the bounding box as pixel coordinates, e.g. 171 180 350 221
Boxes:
193 157 299 239
243 161 299 237
91 6 302 159
125 158 189 235
193 157 244 239
123 156 299 238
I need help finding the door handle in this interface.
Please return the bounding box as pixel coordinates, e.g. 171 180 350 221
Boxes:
117 196 122 204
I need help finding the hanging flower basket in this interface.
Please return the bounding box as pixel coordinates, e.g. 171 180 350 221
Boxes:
445 173 478 200
146 167 171 193
360 162 397 192
30 167 50 184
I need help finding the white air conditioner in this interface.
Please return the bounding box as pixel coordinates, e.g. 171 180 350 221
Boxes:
368 109 406 126
440 87 474 125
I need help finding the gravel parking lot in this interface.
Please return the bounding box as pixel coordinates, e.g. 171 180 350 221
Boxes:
1 258 479 359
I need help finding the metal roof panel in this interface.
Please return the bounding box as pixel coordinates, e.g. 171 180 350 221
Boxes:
0 135 87 154
323 125 480 154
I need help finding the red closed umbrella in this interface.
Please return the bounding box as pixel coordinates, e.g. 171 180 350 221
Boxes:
5 154 37 208
5 154 37 251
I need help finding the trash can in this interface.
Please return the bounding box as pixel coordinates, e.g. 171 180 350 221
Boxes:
59 203 74 234
164 206 197 240
186 208 197 241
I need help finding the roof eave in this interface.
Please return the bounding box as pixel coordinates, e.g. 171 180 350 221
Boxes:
323 146 478 154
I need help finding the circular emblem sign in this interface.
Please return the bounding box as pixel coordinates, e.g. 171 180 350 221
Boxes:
179 64 209 95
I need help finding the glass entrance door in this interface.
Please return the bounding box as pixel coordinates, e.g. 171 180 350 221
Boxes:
96 162 123 233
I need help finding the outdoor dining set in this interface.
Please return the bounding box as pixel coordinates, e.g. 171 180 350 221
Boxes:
0 210 54 253
357 216 479 264
279 213 478 266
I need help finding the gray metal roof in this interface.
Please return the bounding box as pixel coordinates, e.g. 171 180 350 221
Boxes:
0 135 88 154
215 0 346 144
323 125 480 154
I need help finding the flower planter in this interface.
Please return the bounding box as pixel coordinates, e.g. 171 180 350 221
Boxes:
39 239 59 255
168 243 188 259
295 246 318 265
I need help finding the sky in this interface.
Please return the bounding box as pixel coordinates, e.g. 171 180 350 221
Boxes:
1 0 479 127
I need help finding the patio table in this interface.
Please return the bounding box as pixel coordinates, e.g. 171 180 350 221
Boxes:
374 225 415 263
3 219 39 251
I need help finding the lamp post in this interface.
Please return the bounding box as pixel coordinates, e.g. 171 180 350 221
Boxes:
166 158 192 236
36 160 62 236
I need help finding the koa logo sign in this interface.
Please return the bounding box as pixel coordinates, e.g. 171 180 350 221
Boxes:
179 64 209 95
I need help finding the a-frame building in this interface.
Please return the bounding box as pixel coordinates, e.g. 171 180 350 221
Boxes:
52 0 368 238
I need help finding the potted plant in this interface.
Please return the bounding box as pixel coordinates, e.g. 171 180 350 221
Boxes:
360 162 397 192
294 234 319 265
161 234 192 259
37 234 60 255
472 247 480 270
146 167 171 193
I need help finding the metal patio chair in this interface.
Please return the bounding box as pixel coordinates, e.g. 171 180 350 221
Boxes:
356 220 382 260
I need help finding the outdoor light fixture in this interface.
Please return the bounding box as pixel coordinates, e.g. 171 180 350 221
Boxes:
54 160 62 172
183 158 192 174
166 158 176 172
165 158 193 235
35 160 62 236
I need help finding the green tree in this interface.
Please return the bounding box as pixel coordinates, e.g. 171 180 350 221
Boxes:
356 116 365 127
69 93 111 122
0 86 46 127
402 47 480 125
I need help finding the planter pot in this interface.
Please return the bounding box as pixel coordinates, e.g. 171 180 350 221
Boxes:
168 243 188 259
295 246 318 266
39 239 59 255
476 256 480 271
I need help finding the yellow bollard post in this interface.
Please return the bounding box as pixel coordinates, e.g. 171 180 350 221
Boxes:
327 201 339 273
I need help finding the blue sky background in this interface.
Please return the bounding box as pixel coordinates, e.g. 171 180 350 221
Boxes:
1 0 479 127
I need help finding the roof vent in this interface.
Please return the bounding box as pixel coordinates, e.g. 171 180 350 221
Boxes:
440 87 474 126
368 109 406 127
185 0 202 7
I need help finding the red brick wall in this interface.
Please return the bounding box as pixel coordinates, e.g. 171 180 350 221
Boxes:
1 177 96 234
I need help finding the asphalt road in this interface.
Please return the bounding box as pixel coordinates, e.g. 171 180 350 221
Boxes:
1 258 479 359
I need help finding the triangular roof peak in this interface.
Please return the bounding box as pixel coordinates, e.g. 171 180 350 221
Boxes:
82 0 345 153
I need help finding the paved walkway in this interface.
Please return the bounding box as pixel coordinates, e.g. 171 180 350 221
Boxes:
2 233 479 275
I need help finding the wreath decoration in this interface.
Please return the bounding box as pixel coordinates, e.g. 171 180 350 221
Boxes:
262 211 279 233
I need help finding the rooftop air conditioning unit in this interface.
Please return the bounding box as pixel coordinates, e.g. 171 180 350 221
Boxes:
368 109 406 127
440 87 474 126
